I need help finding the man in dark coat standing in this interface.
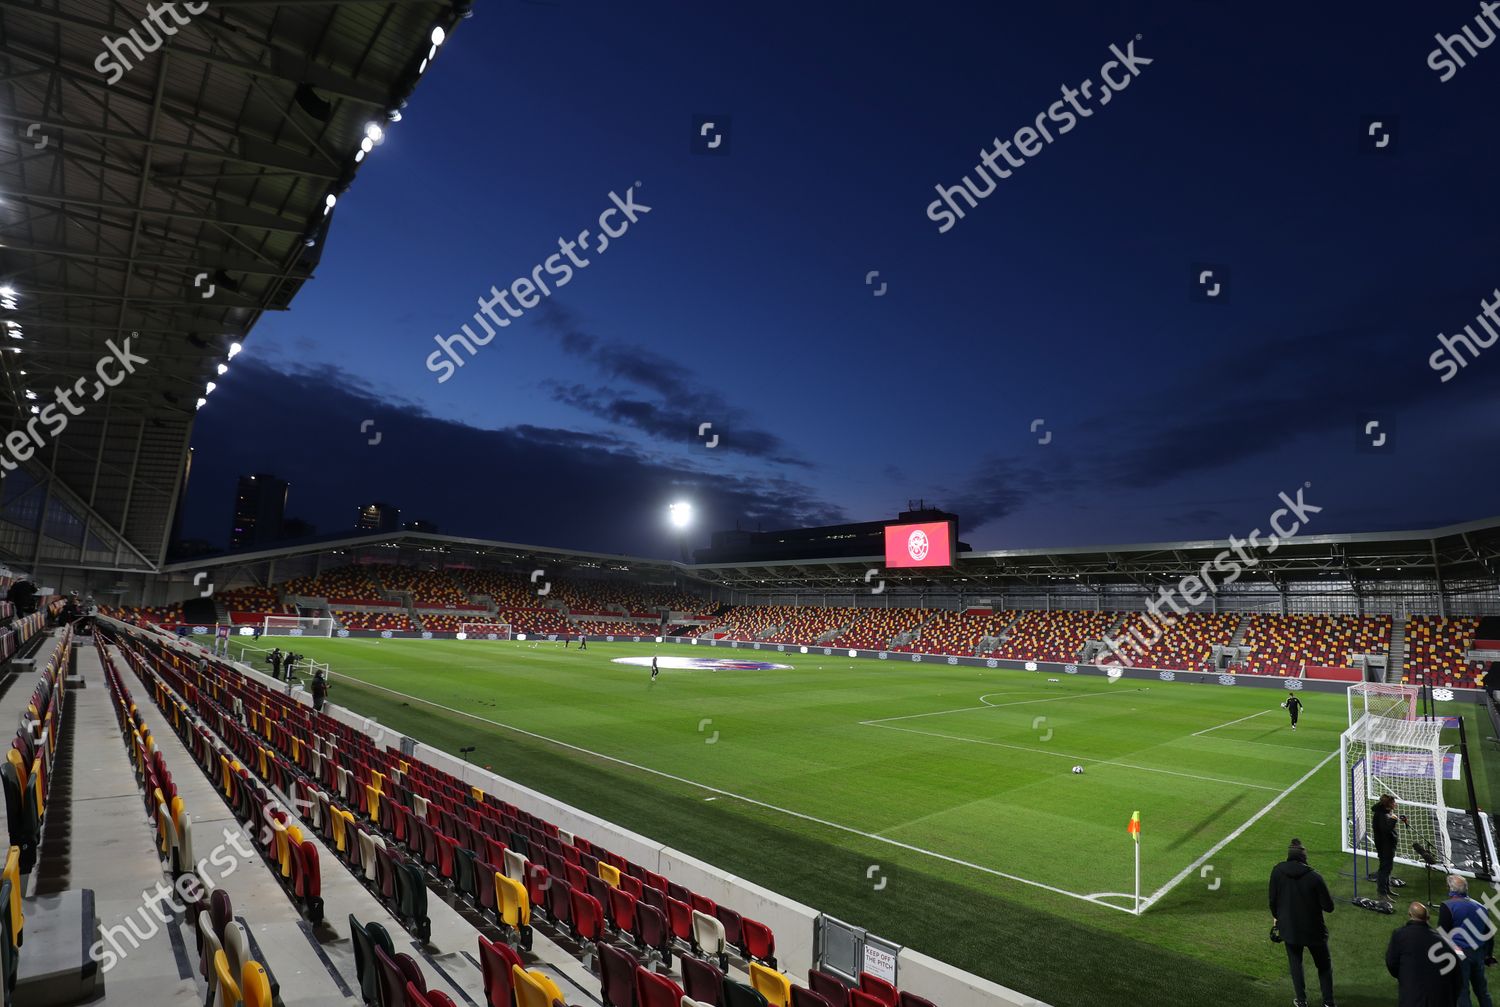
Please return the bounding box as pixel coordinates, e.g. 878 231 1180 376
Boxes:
1374 794 1403 906
1386 901 1460 1007
1269 838 1336 1007
311 670 329 713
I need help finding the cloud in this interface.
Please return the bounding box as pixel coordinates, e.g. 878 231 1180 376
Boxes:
182 360 840 556
538 304 807 465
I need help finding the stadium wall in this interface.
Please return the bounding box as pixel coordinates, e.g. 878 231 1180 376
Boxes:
189 633 1049 1007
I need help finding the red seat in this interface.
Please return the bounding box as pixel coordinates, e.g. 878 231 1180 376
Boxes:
682 955 724 1005
792 988 836 1007
665 897 693 945
376 947 425 1007
715 905 743 948
808 971 849 1007
599 943 637 1007
570 888 604 946
608 886 638 936
858 974 898 1007
547 878 573 929
477 934 522 1007
689 893 717 918
742 918 775 966
850 992 884 1007
634 966 684 1007
898 992 937 1007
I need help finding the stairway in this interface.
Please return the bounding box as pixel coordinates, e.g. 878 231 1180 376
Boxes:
1229 614 1253 647
1387 617 1408 680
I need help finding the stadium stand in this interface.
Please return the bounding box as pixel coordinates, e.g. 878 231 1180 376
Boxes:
282 566 388 605
889 610 1014 656
1110 611 1239 672
1241 614 1390 677
380 567 478 608
993 610 1116 663
1404 615 1486 687
101 620 792 1005
827 609 926 651
335 610 416 632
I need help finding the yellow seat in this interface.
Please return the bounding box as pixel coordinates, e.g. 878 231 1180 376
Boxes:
365 784 381 822
749 963 792 1007
241 959 273 1007
3 846 22 940
330 810 348 853
597 862 621 887
214 950 243 1007
512 965 563 1007
270 818 291 878
495 873 531 929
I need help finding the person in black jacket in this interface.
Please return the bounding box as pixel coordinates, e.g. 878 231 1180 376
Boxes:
1373 794 1403 906
1269 838 1337 1007
266 647 283 681
311 670 329 713
1386 901 1460 1007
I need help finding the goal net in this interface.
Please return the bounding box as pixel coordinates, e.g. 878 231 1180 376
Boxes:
262 614 335 637
457 621 511 641
1340 713 1453 869
1347 682 1418 726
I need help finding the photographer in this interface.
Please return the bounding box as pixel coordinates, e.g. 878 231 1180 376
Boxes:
265 647 283 681
1374 795 1405 907
1269 837 1336 1007
1440 875 1495 1007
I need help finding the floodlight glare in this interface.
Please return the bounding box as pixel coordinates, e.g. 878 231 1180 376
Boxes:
205 381 216 395
365 123 383 144
0 287 15 298
227 342 242 359
668 501 693 529
431 26 446 46
217 363 229 376
196 398 206 410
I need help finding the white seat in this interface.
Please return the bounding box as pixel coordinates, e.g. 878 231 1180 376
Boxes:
691 909 726 957
223 919 252 991
198 911 224 996
357 829 379 881
412 794 429 819
178 814 195 870
503 848 529 883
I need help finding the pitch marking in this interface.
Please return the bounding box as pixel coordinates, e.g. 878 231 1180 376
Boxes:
324 671 1140 914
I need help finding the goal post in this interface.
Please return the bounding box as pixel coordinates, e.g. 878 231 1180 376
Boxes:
262 614 335 637
1340 713 1453 870
457 621 511 641
1348 682 1419 726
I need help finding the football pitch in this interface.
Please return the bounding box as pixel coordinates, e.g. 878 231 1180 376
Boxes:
259 636 1500 1007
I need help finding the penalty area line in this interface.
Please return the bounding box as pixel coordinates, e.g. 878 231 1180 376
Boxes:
1134 748 1340 913
322 671 1137 915
1191 709 1274 737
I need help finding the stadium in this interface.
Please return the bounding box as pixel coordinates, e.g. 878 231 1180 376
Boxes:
2 4 1500 1007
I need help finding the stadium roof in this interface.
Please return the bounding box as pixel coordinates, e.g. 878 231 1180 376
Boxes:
155 515 1500 599
685 514 1500 596
0 0 470 574
162 529 684 580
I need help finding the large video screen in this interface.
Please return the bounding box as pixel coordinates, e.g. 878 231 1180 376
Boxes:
884 521 955 568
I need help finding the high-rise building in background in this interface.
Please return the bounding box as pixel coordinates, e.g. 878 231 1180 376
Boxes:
356 501 400 532
230 474 288 549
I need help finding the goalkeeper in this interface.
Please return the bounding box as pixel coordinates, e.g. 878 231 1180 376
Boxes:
1282 694 1303 731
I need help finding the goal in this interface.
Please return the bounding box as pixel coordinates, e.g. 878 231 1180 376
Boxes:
457 621 511 641
1340 713 1454 870
1347 682 1419 725
262 614 335 637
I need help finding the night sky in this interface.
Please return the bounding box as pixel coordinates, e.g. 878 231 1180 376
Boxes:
181 1 1500 558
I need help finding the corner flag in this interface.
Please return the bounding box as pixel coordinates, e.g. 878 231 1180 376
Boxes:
1128 810 1141 841
1128 810 1143 915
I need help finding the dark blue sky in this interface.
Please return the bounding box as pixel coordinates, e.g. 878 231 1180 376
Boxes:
182 1 1500 557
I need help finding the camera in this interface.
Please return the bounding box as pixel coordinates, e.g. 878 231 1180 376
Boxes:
1270 924 1283 944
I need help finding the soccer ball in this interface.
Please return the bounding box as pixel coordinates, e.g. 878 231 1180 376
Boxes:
1071 765 1084 775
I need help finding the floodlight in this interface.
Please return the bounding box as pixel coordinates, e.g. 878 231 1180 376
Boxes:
228 342 242 359
431 25 446 46
668 501 693 529
195 398 206 410
365 123 384 144
217 363 229 376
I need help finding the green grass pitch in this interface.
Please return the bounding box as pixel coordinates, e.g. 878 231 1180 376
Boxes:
257 636 1500 1007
